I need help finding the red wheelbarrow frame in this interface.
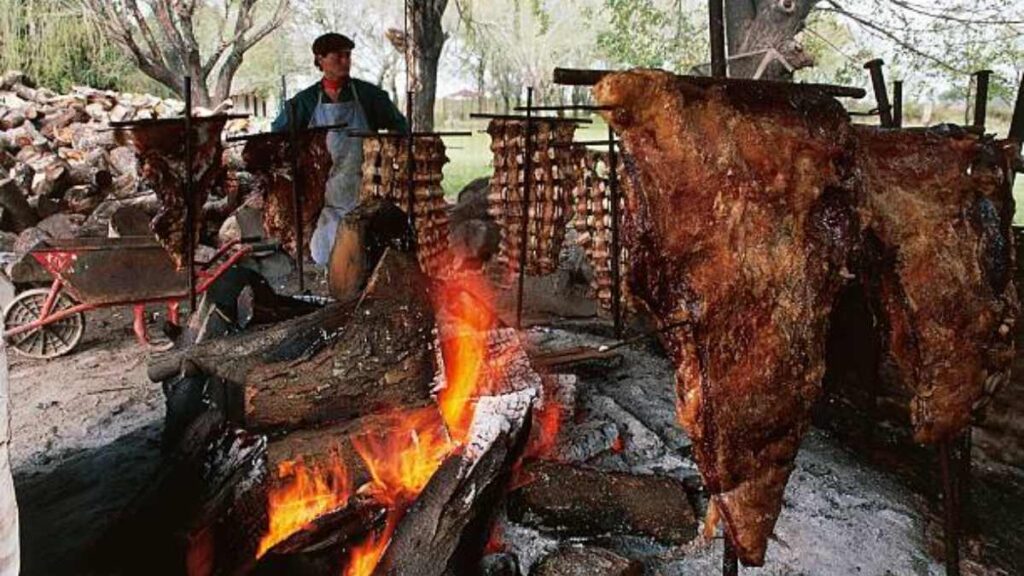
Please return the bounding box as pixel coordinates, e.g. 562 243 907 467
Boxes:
4 238 256 350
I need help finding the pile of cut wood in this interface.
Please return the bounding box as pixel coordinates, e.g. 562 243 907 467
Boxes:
0 70 252 290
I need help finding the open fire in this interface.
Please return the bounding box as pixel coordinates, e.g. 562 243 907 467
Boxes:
256 268 524 574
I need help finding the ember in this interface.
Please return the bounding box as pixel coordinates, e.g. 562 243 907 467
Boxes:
257 454 353 557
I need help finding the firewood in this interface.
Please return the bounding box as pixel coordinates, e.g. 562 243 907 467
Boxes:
372 389 536 576
327 199 412 302
506 461 697 544
0 177 38 232
150 251 436 432
243 250 436 431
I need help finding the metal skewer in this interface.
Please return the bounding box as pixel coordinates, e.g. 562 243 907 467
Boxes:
183 76 197 312
723 533 739 576
288 99 305 292
516 87 535 330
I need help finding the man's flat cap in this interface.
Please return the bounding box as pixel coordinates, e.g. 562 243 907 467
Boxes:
313 33 355 55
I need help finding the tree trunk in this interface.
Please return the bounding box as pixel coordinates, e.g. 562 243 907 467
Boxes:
405 0 448 131
725 0 819 80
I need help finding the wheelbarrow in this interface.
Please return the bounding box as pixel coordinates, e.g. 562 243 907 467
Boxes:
2 236 266 359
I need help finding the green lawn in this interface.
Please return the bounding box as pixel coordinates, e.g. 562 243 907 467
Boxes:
440 116 610 199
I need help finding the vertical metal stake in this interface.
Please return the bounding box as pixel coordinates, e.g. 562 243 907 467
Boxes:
972 70 992 132
516 87 534 330
183 76 197 313
864 59 894 128
893 81 903 129
723 533 739 576
406 90 417 235
939 441 962 576
1010 73 1024 142
608 125 623 338
288 99 304 293
708 0 727 78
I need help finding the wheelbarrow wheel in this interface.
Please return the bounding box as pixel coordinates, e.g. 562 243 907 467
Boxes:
4 288 85 359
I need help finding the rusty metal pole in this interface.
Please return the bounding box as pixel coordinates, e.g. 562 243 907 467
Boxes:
864 59 894 128
183 76 197 312
893 81 903 128
972 70 992 132
723 533 739 576
709 0 727 78
406 90 417 235
516 87 534 330
608 125 623 338
939 441 962 576
288 100 305 292
1011 73 1024 142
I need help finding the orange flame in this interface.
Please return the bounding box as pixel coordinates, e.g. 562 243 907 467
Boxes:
351 407 454 507
435 273 499 444
342 514 398 576
258 454 352 557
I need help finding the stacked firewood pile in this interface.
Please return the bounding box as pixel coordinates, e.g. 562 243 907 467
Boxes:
359 136 451 278
0 70 249 282
569 147 631 311
486 119 577 279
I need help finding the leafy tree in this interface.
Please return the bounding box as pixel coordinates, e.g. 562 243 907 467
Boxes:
0 0 161 93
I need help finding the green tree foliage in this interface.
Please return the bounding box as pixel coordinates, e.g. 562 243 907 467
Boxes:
593 0 706 71
0 0 161 93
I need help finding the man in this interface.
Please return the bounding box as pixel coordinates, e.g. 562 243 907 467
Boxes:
272 32 408 266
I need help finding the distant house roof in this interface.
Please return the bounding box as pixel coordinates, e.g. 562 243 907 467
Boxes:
443 88 481 100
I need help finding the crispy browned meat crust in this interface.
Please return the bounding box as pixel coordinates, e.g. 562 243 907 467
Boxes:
856 126 1019 444
595 69 859 566
242 132 332 258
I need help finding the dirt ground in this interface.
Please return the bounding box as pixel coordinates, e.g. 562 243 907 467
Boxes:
9 306 166 575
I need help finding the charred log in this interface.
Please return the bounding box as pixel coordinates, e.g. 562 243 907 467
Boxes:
507 461 697 544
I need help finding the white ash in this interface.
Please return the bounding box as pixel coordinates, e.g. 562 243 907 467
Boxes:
465 388 537 464
552 419 620 464
498 326 965 575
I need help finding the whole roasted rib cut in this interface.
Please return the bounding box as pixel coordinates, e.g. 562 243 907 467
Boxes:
595 69 860 565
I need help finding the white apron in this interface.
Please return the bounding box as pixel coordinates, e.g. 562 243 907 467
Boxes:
308 83 370 266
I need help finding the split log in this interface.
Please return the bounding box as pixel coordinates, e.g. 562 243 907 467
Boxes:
327 199 413 302
0 177 37 232
507 461 697 544
149 250 436 432
372 389 536 576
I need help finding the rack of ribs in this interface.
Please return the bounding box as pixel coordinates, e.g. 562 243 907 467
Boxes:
359 135 451 278
594 69 860 566
856 126 1019 444
241 132 333 259
115 116 230 268
486 119 577 279
569 147 632 311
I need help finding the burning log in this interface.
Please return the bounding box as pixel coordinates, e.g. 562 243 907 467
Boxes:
372 389 536 576
486 119 577 278
114 116 231 268
151 250 436 432
241 132 332 259
359 135 451 278
594 69 859 566
507 461 697 544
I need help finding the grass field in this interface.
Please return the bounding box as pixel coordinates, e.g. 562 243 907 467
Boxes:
440 116 611 199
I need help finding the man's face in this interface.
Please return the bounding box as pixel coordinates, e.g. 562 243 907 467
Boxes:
319 49 352 79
